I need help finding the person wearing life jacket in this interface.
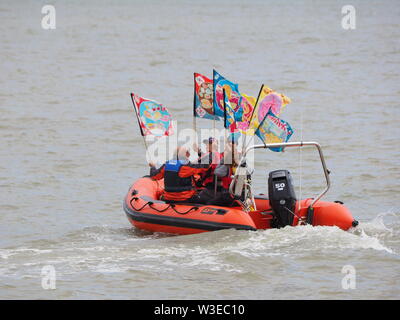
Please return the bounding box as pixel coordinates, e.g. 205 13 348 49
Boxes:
198 137 222 190
198 137 220 160
218 141 237 184
150 146 209 203
199 139 240 207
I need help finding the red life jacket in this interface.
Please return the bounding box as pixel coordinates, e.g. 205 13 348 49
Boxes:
220 166 233 189
199 152 222 188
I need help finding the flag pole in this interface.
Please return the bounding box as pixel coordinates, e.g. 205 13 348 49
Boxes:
212 69 216 141
244 84 264 152
248 84 264 128
213 79 216 142
223 88 229 166
223 89 237 167
193 73 198 156
217 89 229 197
213 112 216 178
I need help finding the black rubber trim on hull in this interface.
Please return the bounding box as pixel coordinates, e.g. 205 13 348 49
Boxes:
123 201 257 232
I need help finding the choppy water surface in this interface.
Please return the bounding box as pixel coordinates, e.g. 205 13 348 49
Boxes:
0 0 399 299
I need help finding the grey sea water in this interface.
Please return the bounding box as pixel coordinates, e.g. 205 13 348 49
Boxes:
0 0 399 299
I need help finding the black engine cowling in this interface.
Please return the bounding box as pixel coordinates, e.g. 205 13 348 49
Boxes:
268 170 297 228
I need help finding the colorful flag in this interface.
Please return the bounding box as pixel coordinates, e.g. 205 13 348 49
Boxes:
223 89 236 131
249 85 291 132
255 110 294 152
234 93 256 133
130 93 173 137
239 93 256 122
213 70 241 118
193 73 215 120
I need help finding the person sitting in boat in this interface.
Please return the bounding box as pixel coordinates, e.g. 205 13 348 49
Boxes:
197 139 239 207
198 137 220 161
197 137 222 189
149 146 210 203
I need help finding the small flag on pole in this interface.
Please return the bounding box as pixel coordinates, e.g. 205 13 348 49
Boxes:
193 73 215 120
130 92 173 137
213 70 241 118
234 93 257 133
223 89 236 131
249 85 291 133
255 110 294 152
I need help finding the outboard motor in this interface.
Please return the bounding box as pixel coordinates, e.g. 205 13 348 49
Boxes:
268 170 297 228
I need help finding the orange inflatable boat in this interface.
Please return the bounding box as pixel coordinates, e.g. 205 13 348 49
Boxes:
123 142 358 235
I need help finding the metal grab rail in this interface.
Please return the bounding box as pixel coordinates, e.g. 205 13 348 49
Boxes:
230 141 331 208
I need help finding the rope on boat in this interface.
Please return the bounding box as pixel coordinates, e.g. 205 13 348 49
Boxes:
129 197 150 211
129 197 199 215
283 206 307 225
169 204 199 215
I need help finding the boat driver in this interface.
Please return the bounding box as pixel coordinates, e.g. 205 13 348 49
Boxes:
197 139 239 207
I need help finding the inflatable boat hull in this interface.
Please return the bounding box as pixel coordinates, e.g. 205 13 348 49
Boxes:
124 177 356 235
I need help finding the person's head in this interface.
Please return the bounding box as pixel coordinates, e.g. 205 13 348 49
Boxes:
224 139 239 165
174 146 190 161
203 137 218 153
